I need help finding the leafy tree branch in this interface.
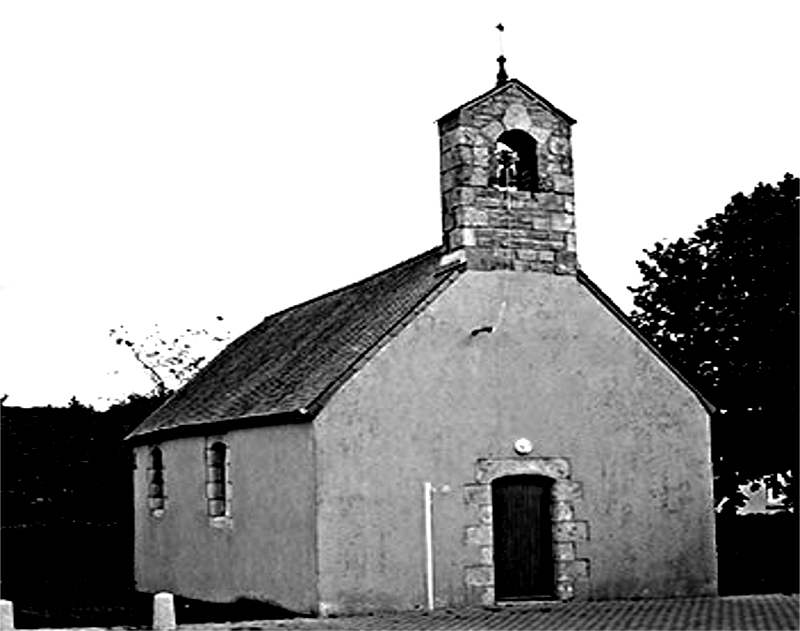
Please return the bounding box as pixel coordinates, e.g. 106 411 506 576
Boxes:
628 173 798 507
110 316 231 397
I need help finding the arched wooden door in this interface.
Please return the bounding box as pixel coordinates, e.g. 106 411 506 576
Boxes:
492 474 555 600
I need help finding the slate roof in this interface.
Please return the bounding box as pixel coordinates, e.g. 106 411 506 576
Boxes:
126 247 464 442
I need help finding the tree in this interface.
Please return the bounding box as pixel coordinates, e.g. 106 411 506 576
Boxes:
628 174 799 503
110 317 231 397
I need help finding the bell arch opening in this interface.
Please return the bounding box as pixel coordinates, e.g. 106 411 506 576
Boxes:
492 129 539 193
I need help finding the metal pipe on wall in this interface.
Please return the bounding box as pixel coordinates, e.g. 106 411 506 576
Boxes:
423 481 434 611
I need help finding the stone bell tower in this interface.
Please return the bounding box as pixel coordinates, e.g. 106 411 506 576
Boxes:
437 68 577 274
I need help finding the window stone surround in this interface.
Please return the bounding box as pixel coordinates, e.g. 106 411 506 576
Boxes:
463 456 589 604
205 434 233 529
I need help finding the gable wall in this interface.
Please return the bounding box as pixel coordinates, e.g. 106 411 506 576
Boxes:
133 423 317 612
314 271 716 613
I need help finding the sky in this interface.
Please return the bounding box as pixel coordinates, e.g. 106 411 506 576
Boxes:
1 1 798 409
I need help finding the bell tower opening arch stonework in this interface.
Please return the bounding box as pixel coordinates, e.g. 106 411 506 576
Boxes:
463 456 590 604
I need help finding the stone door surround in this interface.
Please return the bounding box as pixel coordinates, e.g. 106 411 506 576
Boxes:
464 457 589 604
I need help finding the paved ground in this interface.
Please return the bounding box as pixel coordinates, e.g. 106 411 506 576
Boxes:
18 594 799 631
177 594 800 631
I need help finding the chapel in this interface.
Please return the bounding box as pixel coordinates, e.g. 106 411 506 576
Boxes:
127 58 717 614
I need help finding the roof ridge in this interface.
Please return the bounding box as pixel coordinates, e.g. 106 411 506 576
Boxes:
255 246 445 327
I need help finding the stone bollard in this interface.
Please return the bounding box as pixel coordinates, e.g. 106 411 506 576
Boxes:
0 599 14 631
153 592 176 630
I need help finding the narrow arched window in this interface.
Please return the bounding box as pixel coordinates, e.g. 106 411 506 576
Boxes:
148 446 165 513
206 441 228 517
492 130 538 193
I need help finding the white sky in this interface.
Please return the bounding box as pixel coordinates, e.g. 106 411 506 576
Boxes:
1 1 798 409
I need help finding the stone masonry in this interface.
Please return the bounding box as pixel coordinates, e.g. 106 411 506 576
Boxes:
463 456 589 605
438 80 577 274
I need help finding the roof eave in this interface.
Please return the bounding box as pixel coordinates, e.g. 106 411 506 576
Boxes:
124 408 313 446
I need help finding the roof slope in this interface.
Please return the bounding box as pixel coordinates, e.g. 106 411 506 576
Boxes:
437 78 577 126
128 247 463 440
